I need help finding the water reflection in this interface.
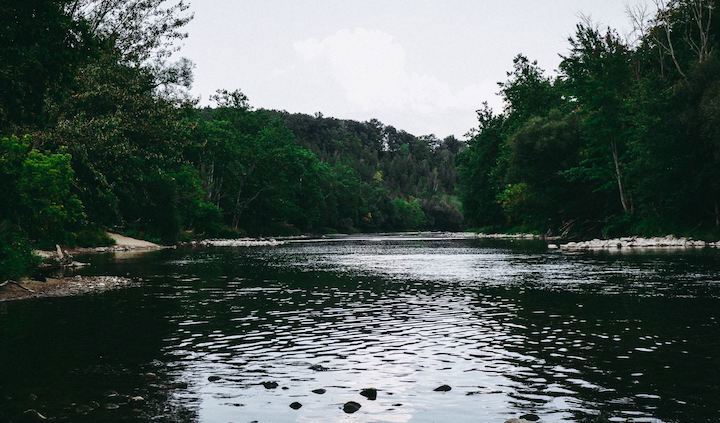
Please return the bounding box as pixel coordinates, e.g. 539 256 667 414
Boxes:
1 237 719 422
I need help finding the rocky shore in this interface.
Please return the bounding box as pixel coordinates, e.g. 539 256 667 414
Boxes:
190 238 285 247
556 236 720 251
0 276 135 302
475 233 542 240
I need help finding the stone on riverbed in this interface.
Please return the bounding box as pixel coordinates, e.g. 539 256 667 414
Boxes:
360 388 377 400
434 384 452 392
343 401 362 414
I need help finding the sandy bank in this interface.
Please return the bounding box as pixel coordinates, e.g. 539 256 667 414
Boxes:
35 232 168 262
0 276 135 302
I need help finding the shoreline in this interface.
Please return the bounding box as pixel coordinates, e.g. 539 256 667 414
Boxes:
34 232 170 263
0 233 164 302
0 276 135 302
555 235 720 251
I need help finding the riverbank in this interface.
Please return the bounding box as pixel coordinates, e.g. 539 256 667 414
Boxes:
556 235 720 251
0 276 135 302
0 233 163 302
35 232 168 260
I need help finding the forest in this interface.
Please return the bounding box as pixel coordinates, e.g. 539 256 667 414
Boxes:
458 1 720 239
0 0 462 279
2 0 720 281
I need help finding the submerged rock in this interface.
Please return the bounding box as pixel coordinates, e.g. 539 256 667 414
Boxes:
311 388 326 394
262 381 279 389
360 388 377 400
170 381 189 389
434 384 452 392
343 401 362 414
289 402 302 410
308 364 329 371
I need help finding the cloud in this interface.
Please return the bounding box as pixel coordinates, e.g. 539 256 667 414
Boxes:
293 28 492 118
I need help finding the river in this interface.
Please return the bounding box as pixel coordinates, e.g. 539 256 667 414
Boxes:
1 234 719 422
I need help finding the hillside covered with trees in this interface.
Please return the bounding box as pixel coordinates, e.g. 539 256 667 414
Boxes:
458 0 720 239
3 0 720 281
0 0 463 279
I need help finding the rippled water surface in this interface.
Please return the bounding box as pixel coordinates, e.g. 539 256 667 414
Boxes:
2 235 720 422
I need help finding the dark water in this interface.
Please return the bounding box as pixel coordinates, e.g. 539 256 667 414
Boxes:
1 235 720 422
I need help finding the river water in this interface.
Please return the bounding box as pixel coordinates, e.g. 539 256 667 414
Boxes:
1 235 719 422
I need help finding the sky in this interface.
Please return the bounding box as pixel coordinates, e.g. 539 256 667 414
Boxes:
181 0 638 138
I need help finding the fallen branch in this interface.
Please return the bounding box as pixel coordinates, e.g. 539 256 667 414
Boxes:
0 280 36 293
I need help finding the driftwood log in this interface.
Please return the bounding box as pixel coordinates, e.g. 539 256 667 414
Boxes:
0 280 36 293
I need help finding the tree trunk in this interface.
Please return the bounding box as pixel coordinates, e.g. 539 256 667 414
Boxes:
610 140 632 214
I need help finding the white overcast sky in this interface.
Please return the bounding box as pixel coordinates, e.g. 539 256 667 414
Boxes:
181 0 638 138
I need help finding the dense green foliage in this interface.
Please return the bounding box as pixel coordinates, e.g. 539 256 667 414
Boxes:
0 1 462 278
4 0 719 281
458 1 720 239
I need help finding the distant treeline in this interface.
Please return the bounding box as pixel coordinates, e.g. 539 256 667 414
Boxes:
458 0 720 239
0 1 462 278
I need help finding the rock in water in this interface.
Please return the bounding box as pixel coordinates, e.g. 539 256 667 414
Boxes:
289 402 302 410
208 376 221 382
520 414 540 421
360 388 377 400
308 364 329 371
505 419 532 423
311 388 326 394
434 384 452 392
171 381 189 389
343 401 362 414
144 372 158 381
262 381 279 389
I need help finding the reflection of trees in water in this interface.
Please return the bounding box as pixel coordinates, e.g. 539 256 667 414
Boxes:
0 250 199 422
